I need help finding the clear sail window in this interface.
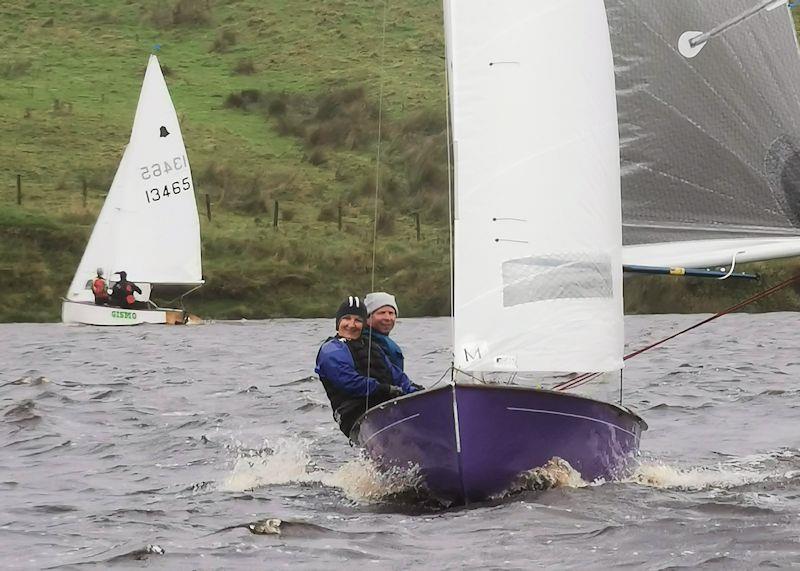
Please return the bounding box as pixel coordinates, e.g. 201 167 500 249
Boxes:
502 254 613 306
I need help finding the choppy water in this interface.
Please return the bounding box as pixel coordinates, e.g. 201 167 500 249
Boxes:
2 314 800 569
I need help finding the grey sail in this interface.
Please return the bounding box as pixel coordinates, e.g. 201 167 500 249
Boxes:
606 0 800 247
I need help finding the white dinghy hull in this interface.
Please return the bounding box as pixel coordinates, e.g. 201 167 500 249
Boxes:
61 300 189 326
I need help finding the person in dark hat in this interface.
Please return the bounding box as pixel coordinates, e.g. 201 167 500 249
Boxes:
315 295 420 438
109 270 142 309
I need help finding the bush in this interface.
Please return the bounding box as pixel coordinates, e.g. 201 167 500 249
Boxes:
317 203 339 222
147 0 212 28
267 98 287 117
233 58 256 75
173 0 212 26
376 208 395 235
307 148 327 166
223 89 263 110
281 207 296 222
211 28 237 53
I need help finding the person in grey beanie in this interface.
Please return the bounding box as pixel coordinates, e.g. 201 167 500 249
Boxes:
363 292 404 370
363 292 424 391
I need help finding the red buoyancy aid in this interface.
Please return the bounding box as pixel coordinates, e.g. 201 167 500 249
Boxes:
124 284 135 305
92 278 108 299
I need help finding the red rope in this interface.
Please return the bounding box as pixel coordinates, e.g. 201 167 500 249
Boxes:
553 272 800 392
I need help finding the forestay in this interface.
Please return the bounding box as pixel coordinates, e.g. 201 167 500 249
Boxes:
446 0 623 373
607 0 800 265
66 55 202 302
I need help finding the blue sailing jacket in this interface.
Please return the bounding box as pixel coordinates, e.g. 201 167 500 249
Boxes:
362 327 404 371
315 337 415 398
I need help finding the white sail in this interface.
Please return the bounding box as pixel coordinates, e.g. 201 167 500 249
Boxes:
447 0 623 374
66 55 202 302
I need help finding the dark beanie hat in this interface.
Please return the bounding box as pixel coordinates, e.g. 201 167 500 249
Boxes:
335 295 367 328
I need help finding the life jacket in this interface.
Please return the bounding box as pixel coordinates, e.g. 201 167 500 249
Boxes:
344 337 394 385
92 278 107 299
123 284 135 305
315 336 396 437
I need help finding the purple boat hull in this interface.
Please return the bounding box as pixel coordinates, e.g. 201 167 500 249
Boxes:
353 384 647 505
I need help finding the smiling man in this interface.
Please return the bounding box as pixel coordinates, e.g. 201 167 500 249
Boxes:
363 291 404 371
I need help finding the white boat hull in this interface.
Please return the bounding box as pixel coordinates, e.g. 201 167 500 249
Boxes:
61 300 190 326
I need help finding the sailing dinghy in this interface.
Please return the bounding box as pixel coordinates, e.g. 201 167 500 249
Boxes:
62 55 203 326
353 0 646 505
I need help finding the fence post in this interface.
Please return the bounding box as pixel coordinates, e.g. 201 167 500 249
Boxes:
273 200 279 228
415 212 421 241
82 178 87 207
338 203 342 231
205 194 212 221
17 175 21 205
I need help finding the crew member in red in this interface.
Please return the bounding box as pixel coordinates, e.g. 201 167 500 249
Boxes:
91 268 109 306
109 271 142 309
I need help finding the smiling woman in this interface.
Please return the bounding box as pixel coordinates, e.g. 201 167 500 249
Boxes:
313 295 420 438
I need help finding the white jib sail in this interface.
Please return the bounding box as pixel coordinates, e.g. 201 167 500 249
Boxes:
447 0 623 373
66 55 202 302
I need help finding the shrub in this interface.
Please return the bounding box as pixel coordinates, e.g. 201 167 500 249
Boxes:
233 58 256 75
211 28 237 53
376 208 395 235
317 203 338 222
281 207 296 222
307 148 327 166
147 0 212 28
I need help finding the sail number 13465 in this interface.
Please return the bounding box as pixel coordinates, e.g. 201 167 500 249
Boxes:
140 155 188 180
144 177 191 204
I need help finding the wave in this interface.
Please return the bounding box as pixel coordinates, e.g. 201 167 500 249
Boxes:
630 448 800 491
218 437 422 503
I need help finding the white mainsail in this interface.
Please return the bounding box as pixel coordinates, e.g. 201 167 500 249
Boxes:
447 0 623 374
66 55 202 302
607 0 800 268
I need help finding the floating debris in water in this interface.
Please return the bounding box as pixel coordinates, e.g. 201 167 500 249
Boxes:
1 376 50 388
105 544 165 563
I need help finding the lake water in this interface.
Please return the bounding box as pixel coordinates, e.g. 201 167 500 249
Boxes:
2 314 799 569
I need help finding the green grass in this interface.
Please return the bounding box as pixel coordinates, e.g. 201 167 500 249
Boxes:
2 1 800 322
0 0 450 321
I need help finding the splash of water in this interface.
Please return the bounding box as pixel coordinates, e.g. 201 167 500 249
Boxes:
501 457 587 498
219 437 421 503
631 461 768 490
323 457 422 502
220 438 318 491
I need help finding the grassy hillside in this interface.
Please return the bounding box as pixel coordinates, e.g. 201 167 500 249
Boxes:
0 0 450 320
2 1 800 322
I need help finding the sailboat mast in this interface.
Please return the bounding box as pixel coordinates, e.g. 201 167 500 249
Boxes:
443 0 456 380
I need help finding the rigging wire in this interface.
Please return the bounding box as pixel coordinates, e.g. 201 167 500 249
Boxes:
553 271 800 392
365 0 390 410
